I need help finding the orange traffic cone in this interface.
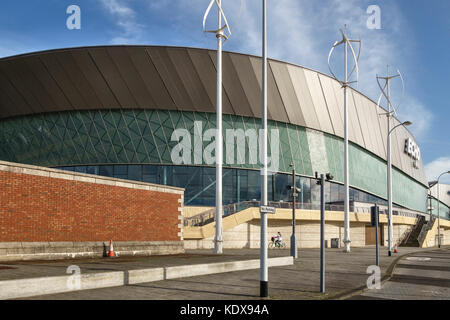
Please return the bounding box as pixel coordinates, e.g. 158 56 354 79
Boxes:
108 240 115 257
393 245 398 253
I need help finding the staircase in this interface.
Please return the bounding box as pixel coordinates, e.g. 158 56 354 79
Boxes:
183 201 260 227
400 215 426 247
417 216 437 248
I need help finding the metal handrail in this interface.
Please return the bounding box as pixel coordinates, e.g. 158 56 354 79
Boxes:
418 216 436 246
183 201 427 227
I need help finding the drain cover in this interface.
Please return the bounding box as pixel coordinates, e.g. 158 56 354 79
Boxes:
406 257 431 261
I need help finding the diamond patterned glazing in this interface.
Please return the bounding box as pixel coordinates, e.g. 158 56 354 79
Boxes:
0 109 427 212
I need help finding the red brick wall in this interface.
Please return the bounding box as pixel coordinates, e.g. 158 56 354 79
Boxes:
0 170 183 242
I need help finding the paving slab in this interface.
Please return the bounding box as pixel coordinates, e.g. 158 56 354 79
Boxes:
350 247 450 300
0 249 287 281
14 246 447 300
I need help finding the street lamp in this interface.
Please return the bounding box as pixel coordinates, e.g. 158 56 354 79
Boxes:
260 0 269 298
428 180 437 221
435 171 450 248
386 120 412 256
376 66 408 257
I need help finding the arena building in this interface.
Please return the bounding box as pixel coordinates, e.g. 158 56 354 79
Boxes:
0 45 448 248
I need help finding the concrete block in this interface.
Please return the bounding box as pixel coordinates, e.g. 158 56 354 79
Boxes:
22 168 50 178
80 271 125 291
128 268 164 284
48 242 74 248
115 181 132 189
0 164 11 172
9 167 23 174
21 242 49 248
132 184 149 190
73 176 96 184
0 242 22 249
49 172 73 181
96 178 116 186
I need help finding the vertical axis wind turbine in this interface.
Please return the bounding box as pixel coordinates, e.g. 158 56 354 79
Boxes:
328 28 361 253
376 66 405 256
203 0 232 254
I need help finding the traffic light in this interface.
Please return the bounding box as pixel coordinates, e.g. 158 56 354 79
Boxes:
370 205 379 227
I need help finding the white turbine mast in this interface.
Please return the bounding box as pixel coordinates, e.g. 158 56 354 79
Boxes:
202 0 232 255
328 27 361 254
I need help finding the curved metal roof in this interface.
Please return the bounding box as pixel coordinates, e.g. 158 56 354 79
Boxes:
0 45 427 186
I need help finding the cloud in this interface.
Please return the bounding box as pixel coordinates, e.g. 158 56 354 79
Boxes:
99 0 143 44
396 96 433 141
425 157 450 184
100 0 431 141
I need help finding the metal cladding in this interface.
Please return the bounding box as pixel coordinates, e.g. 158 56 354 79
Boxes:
0 45 427 186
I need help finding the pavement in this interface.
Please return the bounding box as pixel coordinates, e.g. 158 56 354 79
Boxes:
349 248 450 300
1 246 446 300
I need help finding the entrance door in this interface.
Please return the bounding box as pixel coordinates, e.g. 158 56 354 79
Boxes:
365 225 382 245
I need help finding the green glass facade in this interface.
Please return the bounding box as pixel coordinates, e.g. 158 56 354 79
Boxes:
0 109 428 213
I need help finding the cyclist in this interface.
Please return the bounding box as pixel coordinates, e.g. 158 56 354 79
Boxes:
275 232 282 246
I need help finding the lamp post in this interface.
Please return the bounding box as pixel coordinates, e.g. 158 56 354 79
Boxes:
435 171 450 248
428 181 438 220
376 66 407 257
386 120 412 256
203 0 232 255
288 163 300 259
260 0 269 298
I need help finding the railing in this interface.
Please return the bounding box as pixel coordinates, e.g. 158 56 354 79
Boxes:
184 201 260 227
183 200 426 227
418 216 436 247
397 215 425 246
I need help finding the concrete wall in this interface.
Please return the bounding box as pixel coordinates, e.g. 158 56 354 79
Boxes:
184 220 367 250
382 224 412 247
0 161 185 261
424 228 449 248
0 241 184 262
184 207 419 249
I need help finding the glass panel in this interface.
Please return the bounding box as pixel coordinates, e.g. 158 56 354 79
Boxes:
87 166 99 175
99 165 113 177
74 166 87 173
128 165 142 181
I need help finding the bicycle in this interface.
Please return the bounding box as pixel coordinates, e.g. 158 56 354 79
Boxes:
268 237 286 248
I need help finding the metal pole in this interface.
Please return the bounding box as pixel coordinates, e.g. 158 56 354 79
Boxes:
343 40 351 253
214 0 223 255
291 167 298 258
320 174 325 293
387 69 393 257
429 190 432 220
301 179 304 210
437 182 441 248
260 0 268 298
375 205 379 266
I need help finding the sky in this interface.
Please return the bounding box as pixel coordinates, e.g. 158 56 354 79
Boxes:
0 0 448 183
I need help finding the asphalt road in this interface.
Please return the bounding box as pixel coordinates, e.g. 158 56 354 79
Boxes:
349 248 450 300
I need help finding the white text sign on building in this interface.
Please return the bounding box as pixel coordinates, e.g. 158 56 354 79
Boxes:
404 138 421 169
